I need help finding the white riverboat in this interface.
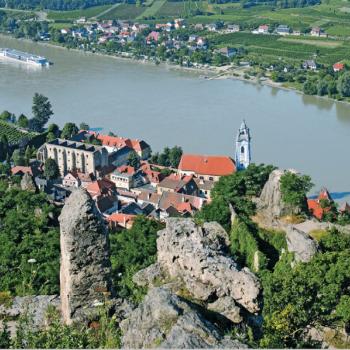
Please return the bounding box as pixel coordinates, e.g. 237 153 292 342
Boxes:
0 48 50 67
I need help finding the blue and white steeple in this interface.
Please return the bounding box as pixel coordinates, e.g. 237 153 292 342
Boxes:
235 120 251 170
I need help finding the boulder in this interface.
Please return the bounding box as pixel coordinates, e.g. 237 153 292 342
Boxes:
120 287 247 349
286 225 319 263
141 218 260 315
257 169 303 219
20 173 37 192
59 188 113 325
207 296 242 324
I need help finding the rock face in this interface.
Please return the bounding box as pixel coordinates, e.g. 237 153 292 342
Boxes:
120 287 247 349
59 188 112 325
286 226 319 263
20 173 37 192
136 218 260 322
257 169 302 219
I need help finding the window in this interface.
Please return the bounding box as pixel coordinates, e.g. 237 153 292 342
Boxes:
241 146 245 154
209 177 214 181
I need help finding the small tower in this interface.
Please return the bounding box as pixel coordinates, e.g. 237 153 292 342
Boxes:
235 120 251 170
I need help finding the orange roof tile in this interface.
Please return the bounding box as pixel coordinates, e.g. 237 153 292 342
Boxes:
178 154 236 176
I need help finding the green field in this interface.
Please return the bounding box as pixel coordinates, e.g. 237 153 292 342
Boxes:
137 0 167 19
99 4 145 20
47 4 113 21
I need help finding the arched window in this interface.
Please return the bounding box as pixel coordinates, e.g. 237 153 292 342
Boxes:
241 146 245 154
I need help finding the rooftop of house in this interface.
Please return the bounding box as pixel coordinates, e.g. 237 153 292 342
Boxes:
158 173 194 191
107 213 136 226
11 166 33 176
113 165 137 177
178 154 236 176
158 191 204 212
86 178 116 197
307 188 333 220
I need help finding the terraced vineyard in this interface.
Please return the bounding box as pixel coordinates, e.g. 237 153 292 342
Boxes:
0 121 38 146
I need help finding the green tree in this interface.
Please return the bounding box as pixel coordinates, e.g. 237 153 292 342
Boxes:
303 79 317 95
79 122 90 130
128 151 141 170
12 149 26 166
0 135 9 162
168 146 183 168
17 114 29 128
24 146 32 166
110 216 163 302
0 110 12 121
337 72 350 97
280 171 313 213
61 122 78 140
31 93 53 131
44 158 60 179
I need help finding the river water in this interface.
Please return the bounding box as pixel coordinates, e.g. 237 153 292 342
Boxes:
0 35 349 199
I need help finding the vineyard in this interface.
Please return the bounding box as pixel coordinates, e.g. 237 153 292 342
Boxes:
0 121 38 146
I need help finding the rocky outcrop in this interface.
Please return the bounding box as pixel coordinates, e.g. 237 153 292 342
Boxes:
0 295 60 328
257 169 303 219
286 226 319 263
120 287 247 349
59 188 113 325
20 173 37 192
135 218 260 321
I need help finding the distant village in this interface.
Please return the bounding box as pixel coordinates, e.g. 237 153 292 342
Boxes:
10 120 349 230
37 17 343 73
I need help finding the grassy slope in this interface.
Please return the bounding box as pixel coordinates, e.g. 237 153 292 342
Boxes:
137 0 167 19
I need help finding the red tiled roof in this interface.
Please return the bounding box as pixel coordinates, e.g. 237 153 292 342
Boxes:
107 213 136 226
11 166 33 176
178 154 236 176
86 179 115 197
307 188 332 220
94 133 149 152
333 62 345 70
117 165 136 175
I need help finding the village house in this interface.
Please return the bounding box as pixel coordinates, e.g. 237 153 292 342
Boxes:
307 188 333 220
194 178 215 200
157 173 198 196
37 139 109 176
86 178 116 199
207 23 218 32
303 60 317 70
310 27 327 37
254 25 269 34
226 24 240 33
275 25 290 36
107 213 136 230
110 165 140 190
11 165 34 177
178 154 236 182
333 62 345 72
62 171 94 188
174 19 185 29
215 47 237 58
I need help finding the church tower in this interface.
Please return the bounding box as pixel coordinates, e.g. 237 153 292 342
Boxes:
235 120 251 170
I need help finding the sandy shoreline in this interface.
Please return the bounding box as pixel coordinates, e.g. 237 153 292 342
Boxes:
0 32 349 106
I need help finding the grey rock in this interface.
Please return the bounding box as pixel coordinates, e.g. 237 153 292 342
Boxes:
132 262 166 287
20 173 37 192
257 169 304 219
156 218 260 314
120 287 247 349
207 296 242 323
0 295 60 328
286 225 319 263
59 188 113 325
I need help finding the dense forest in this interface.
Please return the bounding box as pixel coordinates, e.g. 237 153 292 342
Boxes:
0 0 119 10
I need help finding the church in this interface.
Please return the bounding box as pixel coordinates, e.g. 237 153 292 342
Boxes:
235 120 251 170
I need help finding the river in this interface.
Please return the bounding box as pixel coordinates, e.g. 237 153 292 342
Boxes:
0 35 349 199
